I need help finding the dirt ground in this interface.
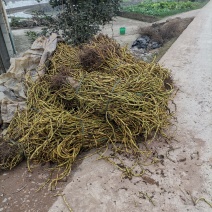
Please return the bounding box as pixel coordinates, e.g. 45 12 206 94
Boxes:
12 27 42 56
131 17 194 62
0 157 87 211
0 162 62 212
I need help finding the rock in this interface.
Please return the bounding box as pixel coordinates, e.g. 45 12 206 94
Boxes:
1 98 26 124
2 198 7 203
150 41 162 49
130 46 146 54
132 35 151 49
142 35 151 43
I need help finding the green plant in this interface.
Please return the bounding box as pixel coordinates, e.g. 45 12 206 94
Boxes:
10 17 21 27
36 0 121 45
25 31 39 43
122 0 207 17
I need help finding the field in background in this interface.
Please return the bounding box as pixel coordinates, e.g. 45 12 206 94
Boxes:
121 0 208 17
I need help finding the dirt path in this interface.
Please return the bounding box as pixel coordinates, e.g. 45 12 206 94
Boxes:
0 162 68 212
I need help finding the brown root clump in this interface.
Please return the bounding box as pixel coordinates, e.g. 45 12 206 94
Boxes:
0 138 24 170
50 74 68 90
79 47 103 71
50 68 79 91
57 67 73 76
79 33 122 71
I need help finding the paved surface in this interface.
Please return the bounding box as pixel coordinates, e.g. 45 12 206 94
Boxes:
12 8 200 55
48 2 212 212
101 16 150 47
12 27 42 56
159 0 212 210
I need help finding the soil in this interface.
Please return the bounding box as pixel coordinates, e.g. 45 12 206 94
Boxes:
154 17 193 61
138 18 187 43
0 162 65 212
131 17 194 62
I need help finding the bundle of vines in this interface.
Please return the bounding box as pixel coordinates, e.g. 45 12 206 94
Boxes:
0 34 173 188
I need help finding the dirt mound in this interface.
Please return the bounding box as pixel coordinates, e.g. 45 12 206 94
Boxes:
160 17 194 41
131 17 194 62
138 17 194 46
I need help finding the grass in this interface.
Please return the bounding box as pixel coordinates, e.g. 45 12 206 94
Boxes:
122 0 208 17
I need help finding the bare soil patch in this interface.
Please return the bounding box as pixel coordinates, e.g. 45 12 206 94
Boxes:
131 17 194 62
139 17 194 44
0 162 70 212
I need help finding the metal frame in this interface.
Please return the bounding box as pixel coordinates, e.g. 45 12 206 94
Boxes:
0 24 10 73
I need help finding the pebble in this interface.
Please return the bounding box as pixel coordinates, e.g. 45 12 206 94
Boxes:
132 36 150 49
2 198 7 203
132 36 161 50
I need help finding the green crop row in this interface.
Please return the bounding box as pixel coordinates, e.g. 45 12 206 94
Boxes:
122 1 207 17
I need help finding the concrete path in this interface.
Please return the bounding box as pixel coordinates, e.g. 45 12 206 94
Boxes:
48 2 212 212
12 27 42 55
159 0 212 210
159 9 200 22
101 16 150 47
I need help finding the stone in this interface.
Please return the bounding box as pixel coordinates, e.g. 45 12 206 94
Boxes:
131 35 151 49
130 46 146 54
2 198 7 203
150 41 162 49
